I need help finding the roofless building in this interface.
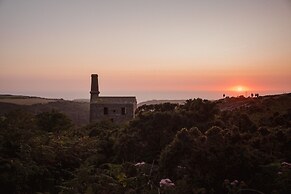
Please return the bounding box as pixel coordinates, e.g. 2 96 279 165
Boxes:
89 74 137 123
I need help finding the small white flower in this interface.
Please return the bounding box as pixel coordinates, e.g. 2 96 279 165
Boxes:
230 180 239 186
281 162 291 168
160 178 175 187
134 161 145 167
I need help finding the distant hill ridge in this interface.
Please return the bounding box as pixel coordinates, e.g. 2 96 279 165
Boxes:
0 94 64 105
0 94 89 126
0 94 63 100
217 92 291 111
138 100 186 107
1 93 290 126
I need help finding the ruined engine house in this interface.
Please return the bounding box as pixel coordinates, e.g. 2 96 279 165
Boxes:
89 74 137 123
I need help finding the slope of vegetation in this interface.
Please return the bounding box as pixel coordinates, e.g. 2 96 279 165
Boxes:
0 95 89 126
0 93 290 194
0 95 59 105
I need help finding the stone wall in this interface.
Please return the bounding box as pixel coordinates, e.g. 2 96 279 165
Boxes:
90 102 135 123
89 74 137 123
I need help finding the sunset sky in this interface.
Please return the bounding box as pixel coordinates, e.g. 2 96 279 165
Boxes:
1 0 291 102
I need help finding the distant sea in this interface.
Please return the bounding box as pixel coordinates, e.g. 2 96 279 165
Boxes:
127 90 288 103
8 90 289 103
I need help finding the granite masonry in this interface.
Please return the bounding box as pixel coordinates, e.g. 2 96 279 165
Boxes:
89 74 137 123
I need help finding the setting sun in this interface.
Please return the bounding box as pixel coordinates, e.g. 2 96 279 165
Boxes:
230 86 249 93
236 86 244 92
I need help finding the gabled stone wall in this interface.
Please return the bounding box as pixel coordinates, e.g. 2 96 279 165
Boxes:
90 102 136 123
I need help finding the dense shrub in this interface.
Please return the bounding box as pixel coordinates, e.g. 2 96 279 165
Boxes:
0 96 290 193
36 110 72 132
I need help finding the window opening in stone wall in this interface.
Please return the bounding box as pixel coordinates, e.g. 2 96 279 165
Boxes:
121 107 126 115
104 107 108 115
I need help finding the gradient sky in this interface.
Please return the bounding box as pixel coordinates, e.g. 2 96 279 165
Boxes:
0 0 291 102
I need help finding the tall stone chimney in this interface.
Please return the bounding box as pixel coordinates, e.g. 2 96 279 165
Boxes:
90 74 100 101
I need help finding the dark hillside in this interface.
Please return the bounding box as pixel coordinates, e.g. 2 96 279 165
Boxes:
0 95 89 126
217 93 291 126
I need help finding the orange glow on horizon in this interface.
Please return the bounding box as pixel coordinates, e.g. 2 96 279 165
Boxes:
229 85 250 93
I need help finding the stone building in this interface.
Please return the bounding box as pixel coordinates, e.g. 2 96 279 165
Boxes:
90 74 137 123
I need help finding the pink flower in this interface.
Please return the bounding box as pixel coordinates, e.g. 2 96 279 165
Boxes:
230 180 239 186
160 178 175 187
134 161 145 167
281 162 291 168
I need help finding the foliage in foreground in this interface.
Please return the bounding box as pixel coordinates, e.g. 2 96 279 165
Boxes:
0 95 290 194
